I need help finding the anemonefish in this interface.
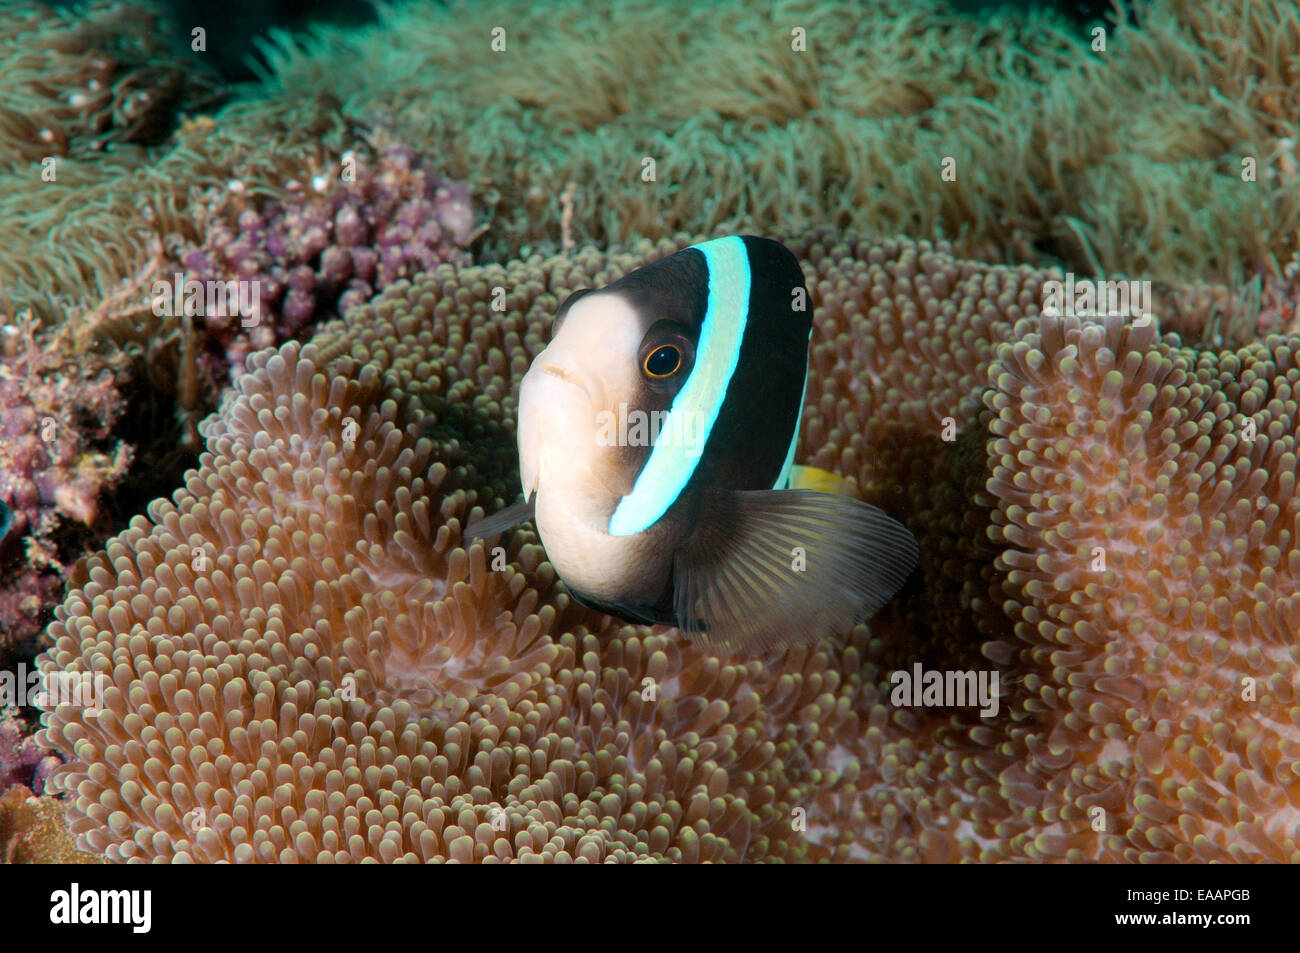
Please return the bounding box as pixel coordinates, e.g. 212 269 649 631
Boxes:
468 235 918 652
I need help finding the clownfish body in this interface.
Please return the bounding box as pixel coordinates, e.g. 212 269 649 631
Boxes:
469 235 917 652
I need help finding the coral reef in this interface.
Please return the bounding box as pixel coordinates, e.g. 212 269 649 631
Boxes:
0 784 100 863
0 567 65 657
177 143 477 382
0 311 132 537
0 10 475 675
0 0 1287 688
0 8 477 651
4 0 1298 868
0 310 132 651
0 706 60 795
34 235 1300 862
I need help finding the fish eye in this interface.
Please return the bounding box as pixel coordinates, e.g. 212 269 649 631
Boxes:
637 325 694 388
643 343 682 378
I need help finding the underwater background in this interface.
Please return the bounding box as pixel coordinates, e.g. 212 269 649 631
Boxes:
0 0 1297 862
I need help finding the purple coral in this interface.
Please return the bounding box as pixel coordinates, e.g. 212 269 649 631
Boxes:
180 144 478 381
0 567 64 655
0 313 131 538
0 706 59 796
0 313 130 651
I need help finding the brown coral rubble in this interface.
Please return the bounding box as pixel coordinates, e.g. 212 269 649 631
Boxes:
0 784 100 864
0 310 133 650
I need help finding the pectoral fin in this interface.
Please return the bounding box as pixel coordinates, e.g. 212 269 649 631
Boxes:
464 495 536 539
566 586 674 628
672 488 917 652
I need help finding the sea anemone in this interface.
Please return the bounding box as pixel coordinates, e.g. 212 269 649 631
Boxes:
34 235 1300 862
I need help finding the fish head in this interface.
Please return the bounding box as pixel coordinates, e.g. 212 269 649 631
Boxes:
519 286 698 525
